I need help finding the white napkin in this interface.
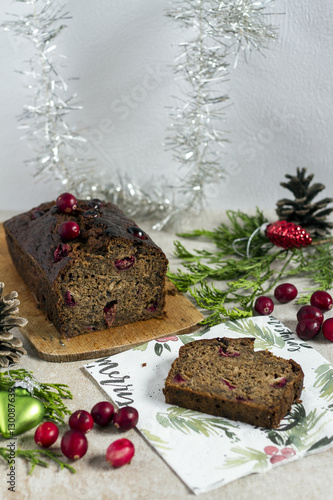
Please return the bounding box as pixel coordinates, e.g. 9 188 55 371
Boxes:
85 316 333 495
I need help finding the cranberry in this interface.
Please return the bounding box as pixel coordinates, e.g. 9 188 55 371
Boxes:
64 291 76 306
88 198 103 211
83 209 99 219
34 421 59 448
84 325 97 332
218 346 240 357
236 396 248 401
104 301 117 327
113 406 139 431
69 410 94 434
310 291 333 312
91 401 115 427
270 377 287 388
274 283 298 303
322 318 333 341
61 429 88 460
56 192 78 214
127 226 147 240
297 305 324 325
296 319 321 340
254 296 274 315
32 209 44 219
106 438 135 468
58 221 80 241
114 256 135 271
173 373 186 383
221 379 235 390
146 300 158 312
54 243 71 263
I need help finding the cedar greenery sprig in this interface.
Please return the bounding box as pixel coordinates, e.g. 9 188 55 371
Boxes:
0 369 73 425
167 209 333 326
0 446 76 474
177 208 270 258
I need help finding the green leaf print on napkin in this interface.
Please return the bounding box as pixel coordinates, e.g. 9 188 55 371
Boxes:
133 339 175 356
140 429 172 452
133 342 149 352
314 364 333 401
265 404 330 452
225 403 332 471
156 406 239 440
225 318 285 350
224 446 269 471
178 328 209 345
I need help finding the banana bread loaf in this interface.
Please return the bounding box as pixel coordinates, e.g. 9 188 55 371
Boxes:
4 196 168 338
163 337 304 429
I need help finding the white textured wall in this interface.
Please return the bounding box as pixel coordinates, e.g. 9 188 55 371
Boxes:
0 0 332 216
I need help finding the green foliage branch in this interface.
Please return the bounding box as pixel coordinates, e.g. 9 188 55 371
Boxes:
0 369 75 474
0 446 76 474
167 209 333 326
0 368 73 425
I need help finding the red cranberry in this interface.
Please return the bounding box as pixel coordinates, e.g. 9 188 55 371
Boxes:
254 296 274 315
270 377 287 388
146 300 158 312
54 243 71 263
88 198 103 211
106 438 135 468
127 226 147 240
322 318 333 341
274 283 298 303
34 421 59 448
56 192 78 214
221 379 236 390
297 305 324 325
310 291 333 312
91 401 115 427
64 291 76 306
84 325 97 332
61 429 88 460
32 208 44 219
58 221 80 241
114 256 135 271
296 319 321 340
69 410 94 434
83 209 99 219
104 301 117 327
218 346 240 357
113 406 139 431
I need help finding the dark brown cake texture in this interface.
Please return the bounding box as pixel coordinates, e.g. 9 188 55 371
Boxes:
163 337 304 429
4 198 168 338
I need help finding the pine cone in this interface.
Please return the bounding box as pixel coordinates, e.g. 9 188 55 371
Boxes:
0 282 28 367
276 168 333 238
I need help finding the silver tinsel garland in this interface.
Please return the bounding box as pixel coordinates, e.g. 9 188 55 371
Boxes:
3 0 277 229
2 0 95 191
159 0 278 229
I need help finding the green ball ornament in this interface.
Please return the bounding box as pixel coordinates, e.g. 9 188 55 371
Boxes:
0 387 45 438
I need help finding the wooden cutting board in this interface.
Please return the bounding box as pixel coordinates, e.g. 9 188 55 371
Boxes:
0 223 204 362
